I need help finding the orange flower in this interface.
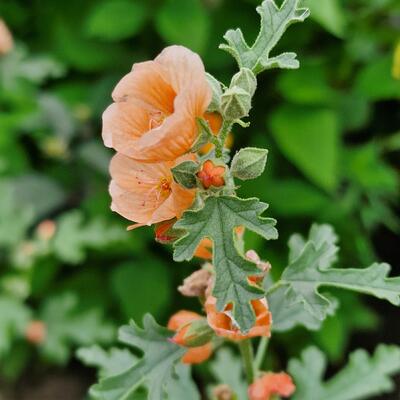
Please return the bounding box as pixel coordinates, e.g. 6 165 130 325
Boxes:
102 46 211 162
0 19 13 55
110 153 195 227
167 310 213 364
197 160 226 189
205 296 271 341
248 372 295 400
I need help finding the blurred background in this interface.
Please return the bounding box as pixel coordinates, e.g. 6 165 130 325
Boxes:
0 0 399 398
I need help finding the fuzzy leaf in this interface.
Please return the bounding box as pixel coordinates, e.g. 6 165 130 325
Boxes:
171 161 199 189
289 345 400 400
173 196 277 332
278 224 400 322
219 0 309 74
90 314 188 400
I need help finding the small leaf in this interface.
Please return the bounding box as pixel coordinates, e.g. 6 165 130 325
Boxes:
171 161 199 189
219 0 309 74
289 345 400 400
231 147 268 181
86 1 147 41
173 196 277 332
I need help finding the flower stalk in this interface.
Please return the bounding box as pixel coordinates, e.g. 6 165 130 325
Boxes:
239 339 256 384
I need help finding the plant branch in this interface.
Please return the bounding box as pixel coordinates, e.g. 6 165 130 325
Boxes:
239 339 256 384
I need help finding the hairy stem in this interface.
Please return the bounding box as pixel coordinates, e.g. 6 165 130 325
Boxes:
215 120 232 158
239 339 256 384
255 337 269 371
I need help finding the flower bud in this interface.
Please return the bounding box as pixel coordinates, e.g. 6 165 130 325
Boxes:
171 318 214 348
36 220 57 241
221 86 252 121
231 68 257 97
25 320 46 345
197 160 226 189
154 219 181 244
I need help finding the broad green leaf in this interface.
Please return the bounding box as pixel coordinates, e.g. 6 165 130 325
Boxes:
155 0 210 54
90 315 188 400
209 348 247 400
305 0 347 38
289 345 400 400
53 210 126 264
173 196 278 332
40 293 114 364
278 224 400 322
269 106 339 191
219 0 309 74
0 296 31 357
355 55 400 100
77 345 137 379
111 260 172 321
86 1 147 41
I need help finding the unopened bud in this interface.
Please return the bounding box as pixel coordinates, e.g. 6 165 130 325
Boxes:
25 321 46 344
231 68 257 97
171 318 214 348
213 384 234 400
36 220 56 241
178 268 212 297
221 86 251 120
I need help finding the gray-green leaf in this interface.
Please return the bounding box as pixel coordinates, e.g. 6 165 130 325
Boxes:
173 196 277 332
289 345 400 400
219 0 309 74
171 161 199 189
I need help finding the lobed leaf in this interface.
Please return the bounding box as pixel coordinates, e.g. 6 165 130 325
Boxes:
289 345 400 400
219 0 309 74
173 196 277 333
89 314 199 400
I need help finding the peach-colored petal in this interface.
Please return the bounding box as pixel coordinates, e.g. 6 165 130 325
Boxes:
102 46 211 162
0 20 13 55
109 153 195 225
205 296 272 341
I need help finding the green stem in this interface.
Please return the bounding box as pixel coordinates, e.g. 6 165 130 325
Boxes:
239 339 256 384
215 120 232 158
255 337 269 371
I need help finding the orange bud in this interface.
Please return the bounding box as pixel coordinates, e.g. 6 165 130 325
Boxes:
213 384 234 400
167 310 213 364
36 220 57 241
154 218 180 244
25 321 46 345
197 160 226 189
248 372 295 400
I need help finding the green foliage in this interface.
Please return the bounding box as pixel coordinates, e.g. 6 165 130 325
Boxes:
174 196 277 332
220 0 310 73
171 160 199 189
289 345 400 400
53 210 126 264
90 314 199 400
86 1 148 41
155 0 210 54
269 106 339 192
39 293 114 364
268 224 400 330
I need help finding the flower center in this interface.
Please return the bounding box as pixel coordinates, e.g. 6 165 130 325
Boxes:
149 111 167 130
158 178 172 194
